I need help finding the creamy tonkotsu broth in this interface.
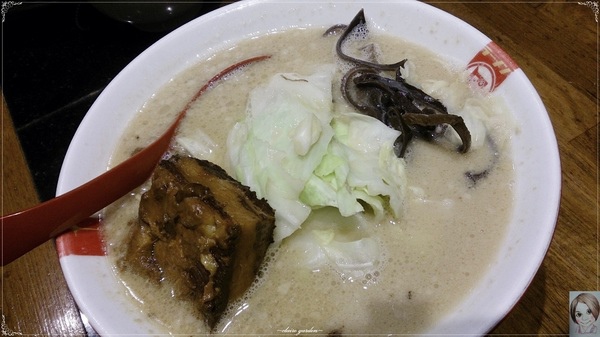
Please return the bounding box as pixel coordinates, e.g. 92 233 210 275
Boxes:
102 27 514 335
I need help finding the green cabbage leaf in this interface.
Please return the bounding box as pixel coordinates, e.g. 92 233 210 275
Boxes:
227 67 406 243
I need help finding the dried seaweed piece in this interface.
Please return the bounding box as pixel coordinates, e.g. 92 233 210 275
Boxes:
335 9 471 158
335 9 406 71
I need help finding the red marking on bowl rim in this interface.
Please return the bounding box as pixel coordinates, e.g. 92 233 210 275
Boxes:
56 218 105 257
467 41 519 93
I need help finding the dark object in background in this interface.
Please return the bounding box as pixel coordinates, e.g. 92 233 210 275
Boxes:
91 2 205 32
3 2 224 202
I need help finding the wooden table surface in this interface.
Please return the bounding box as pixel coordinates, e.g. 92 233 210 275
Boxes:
1 1 598 336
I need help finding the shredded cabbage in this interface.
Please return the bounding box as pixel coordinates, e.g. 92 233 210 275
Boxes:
301 112 407 219
227 67 407 243
176 131 218 160
285 208 382 278
227 67 335 243
419 77 496 150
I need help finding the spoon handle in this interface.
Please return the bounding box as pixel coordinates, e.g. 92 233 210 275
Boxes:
1 114 183 266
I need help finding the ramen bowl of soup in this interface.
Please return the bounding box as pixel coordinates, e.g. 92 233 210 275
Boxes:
56 0 560 335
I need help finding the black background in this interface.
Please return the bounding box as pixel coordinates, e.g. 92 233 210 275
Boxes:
3 2 227 201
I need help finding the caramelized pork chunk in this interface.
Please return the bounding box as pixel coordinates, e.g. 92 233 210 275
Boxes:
119 155 275 328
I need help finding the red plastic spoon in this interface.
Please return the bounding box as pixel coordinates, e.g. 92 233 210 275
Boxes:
1 112 184 266
1 55 271 266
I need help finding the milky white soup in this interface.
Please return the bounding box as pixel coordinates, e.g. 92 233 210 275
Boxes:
102 27 514 335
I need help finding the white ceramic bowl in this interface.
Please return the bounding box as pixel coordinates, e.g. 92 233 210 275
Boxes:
57 0 561 335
